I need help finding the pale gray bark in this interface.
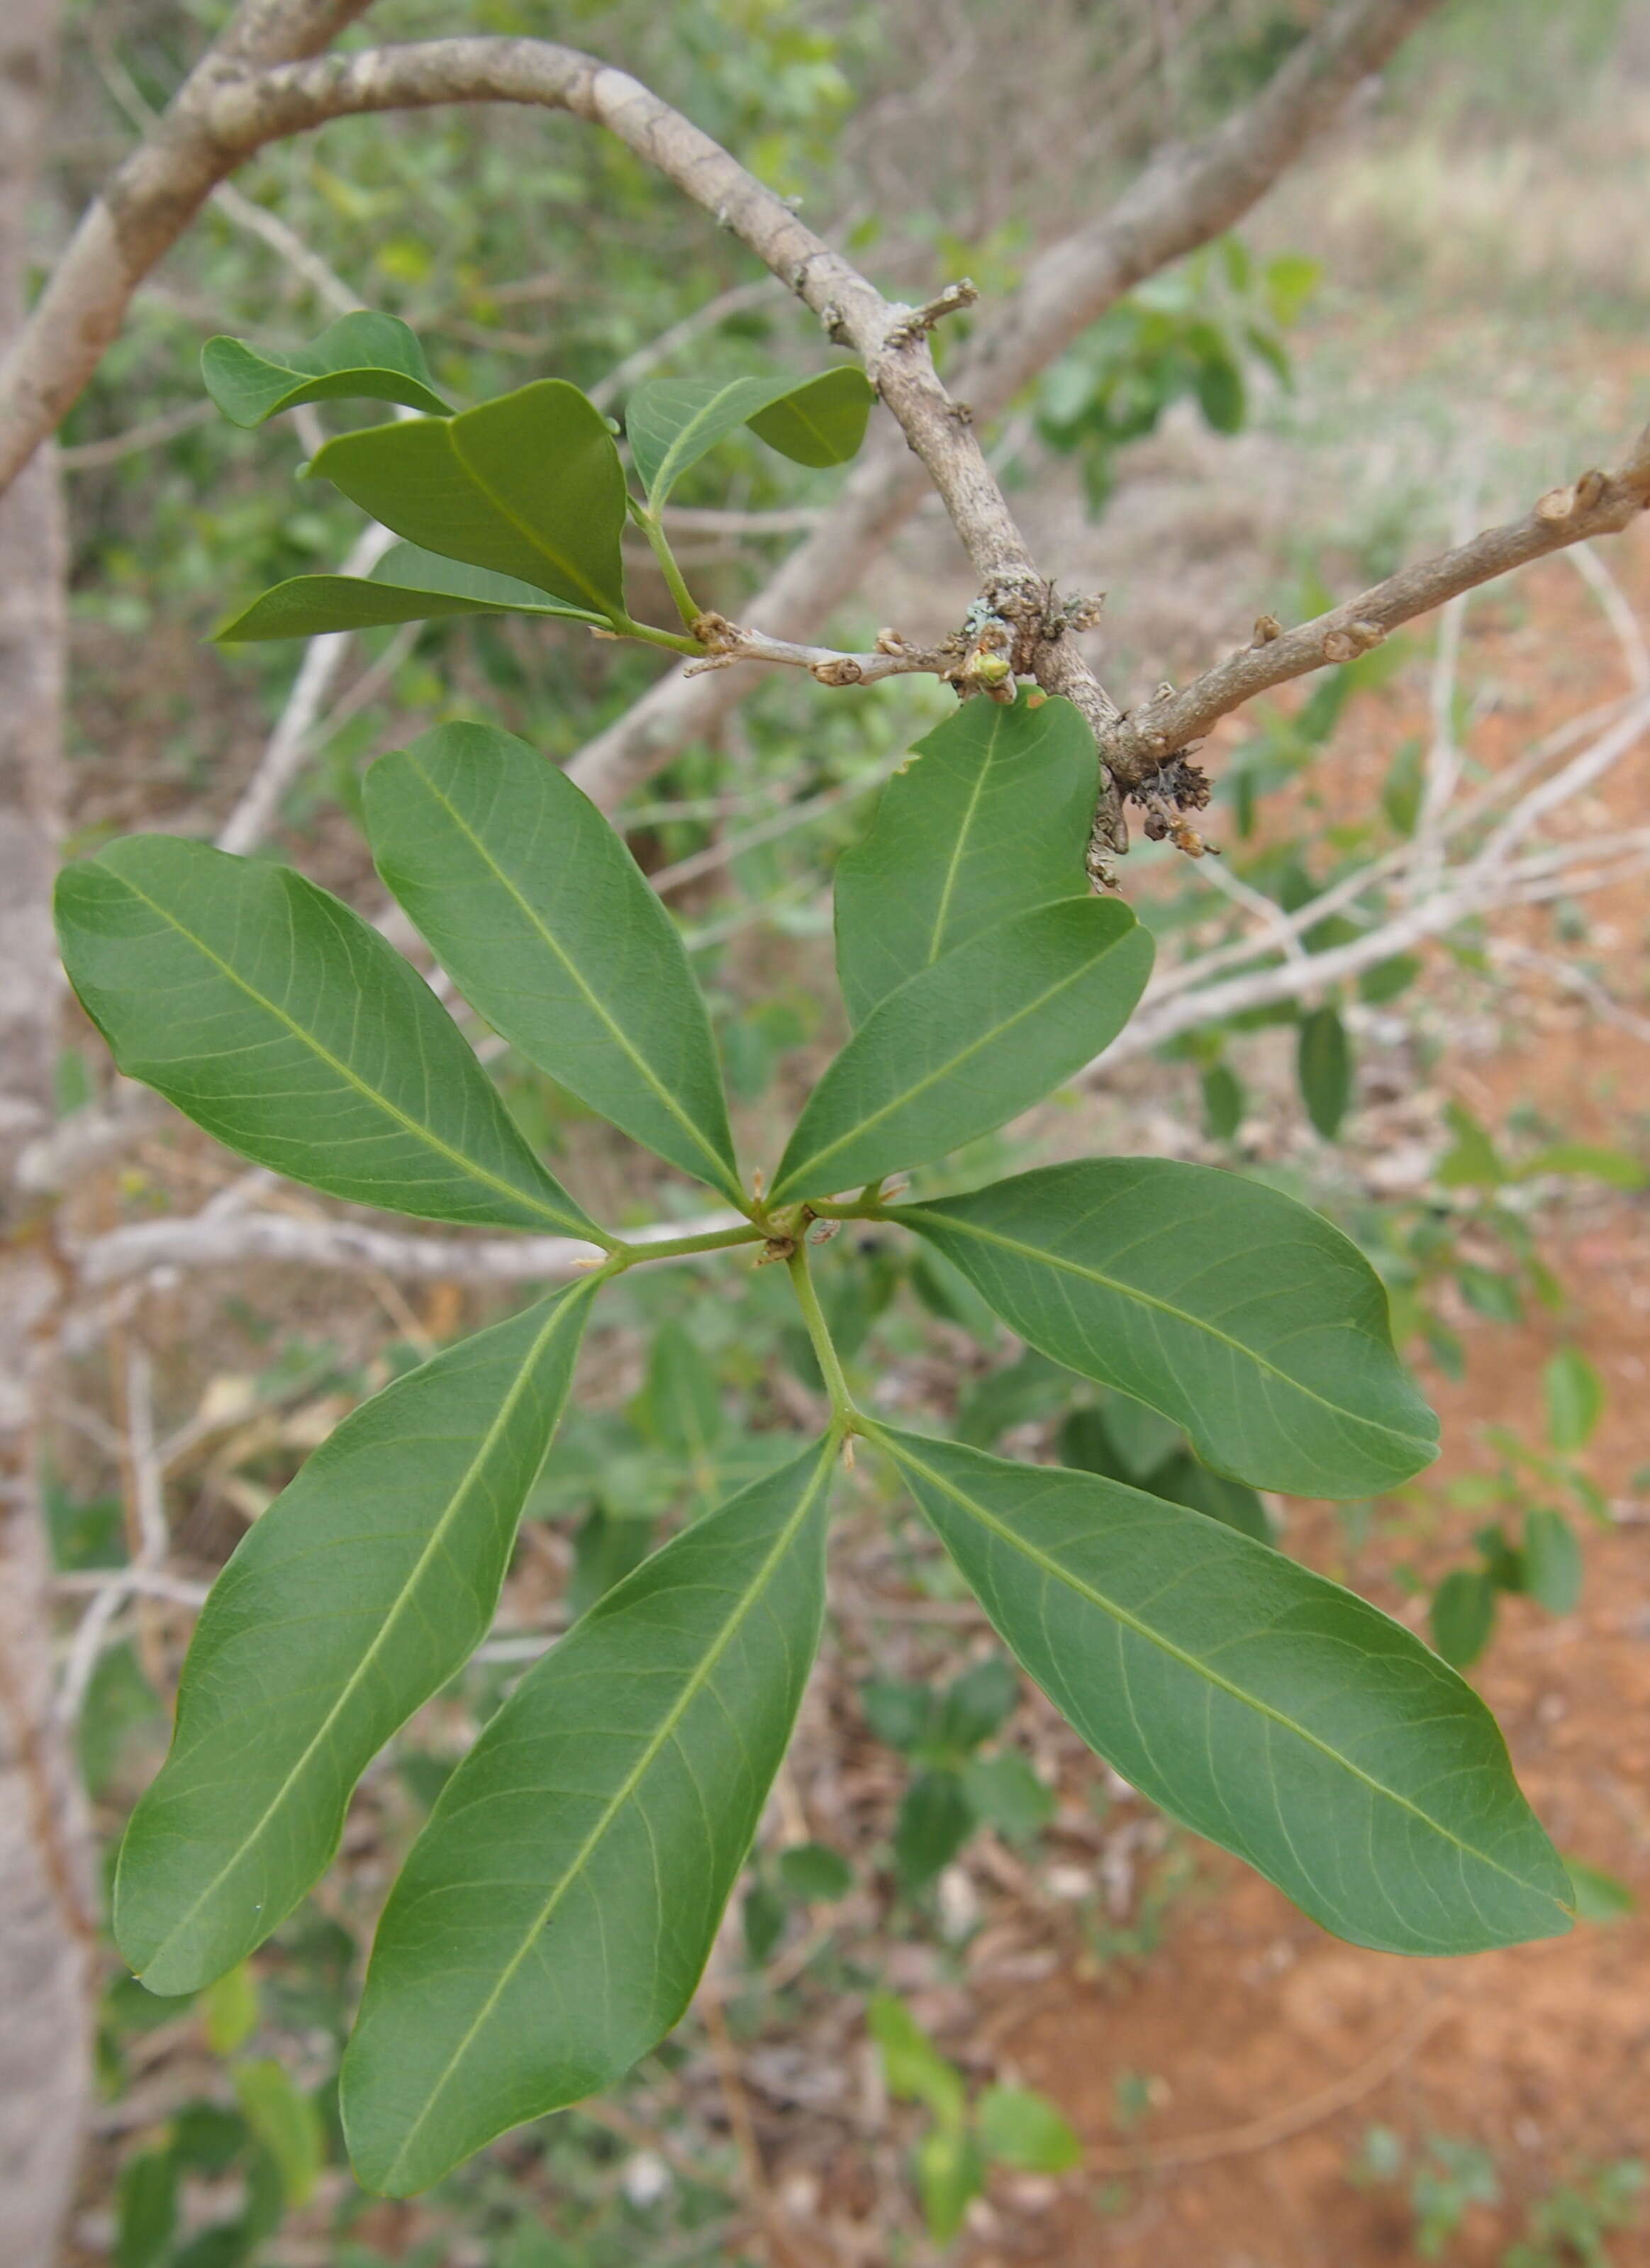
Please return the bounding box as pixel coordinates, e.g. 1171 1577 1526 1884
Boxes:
0 6 97 2259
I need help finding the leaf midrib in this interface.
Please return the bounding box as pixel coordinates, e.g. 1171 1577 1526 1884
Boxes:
135 1287 592 1980
450 406 620 617
924 710 1002 971
396 756 740 1201
893 1203 1431 1458
879 1431 1563 1908
380 1439 834 2190
107 866 590 1237
776 910 1128 1197
645 381 759 508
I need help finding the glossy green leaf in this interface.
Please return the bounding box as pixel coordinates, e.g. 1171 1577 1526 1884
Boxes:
213 542 606 642
771 900 1152 1202
1430 1568 1497 1668
367 722 742 1200
55 836 598 1237
1522 1508 1583 1616
340 1439 836 2195
877 1429 1573 1955
202 313 449 426
977 2085 1082 2173
832 692 1096 1024
1298 1002 1352 1137
626 365 875 507
114 1285 596 1995
1543 1348 1604 1455
311 381 628 620
745 366 877 466
893 1158 1437 1497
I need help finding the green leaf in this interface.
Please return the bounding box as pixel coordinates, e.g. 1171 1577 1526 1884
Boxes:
55 837 598 1237
569 1507 655 1614
232 2060 325 2208
310 381 628 620
1149 1451 1273 1542
340 1439 835 2196
626 365 874 508
742 1882 788 1965
116 2148 178 2268
1194 351 1245 435
876 1428 1573 1955
777 1841 853 1903
114 1285 595 1994
636 1321 724 1460
832 693 1096 1024
977 2085 1082 2174
1297 1002 1351 1137
868 1992 965 2125
894 1768 975 1888
1429 1568 1497 1668
862 1677 932 1753
1522 1508 1583 1616
1517 1141 1645 1190
745 366 878 467
202 313 449 426
1200 1061 1244 1140
1543 1348 1604 1455
201 1962 260 2056
771 900 1152 1203
935 1655 1020 1752
1565 1858 1634 1923
1437 1100 1505 1189
1358 953 1421 1005
366 722 741 1200
960 1751 1055 1841
1096 1391 1181 1482
213 542 606 643
915 2125 985 2244
894 1159 1438 1497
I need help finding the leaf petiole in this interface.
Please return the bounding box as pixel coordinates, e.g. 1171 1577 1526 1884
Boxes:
606 1222 767 1270
628 498 703 630
786 1242 860 1427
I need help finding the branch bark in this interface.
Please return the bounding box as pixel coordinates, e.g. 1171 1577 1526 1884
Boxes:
1107 433 1650 777
0 9 98 2260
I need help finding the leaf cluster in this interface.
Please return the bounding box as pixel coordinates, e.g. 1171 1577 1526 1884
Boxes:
58 372 1576 2201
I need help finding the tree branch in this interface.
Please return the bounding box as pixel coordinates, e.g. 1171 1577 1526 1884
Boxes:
72 1205 744 1290
1106 433 1650 778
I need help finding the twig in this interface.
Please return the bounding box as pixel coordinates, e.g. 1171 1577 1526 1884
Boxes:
57 400 218 469
1104 432 1650 780
73 1205 741 1290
